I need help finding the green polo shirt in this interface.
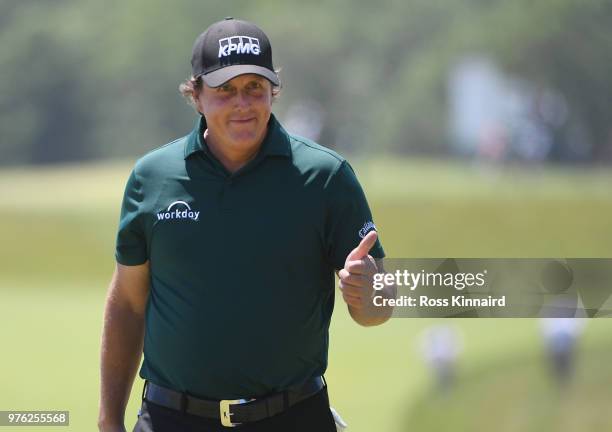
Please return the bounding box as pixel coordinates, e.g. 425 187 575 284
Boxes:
115 113 384 399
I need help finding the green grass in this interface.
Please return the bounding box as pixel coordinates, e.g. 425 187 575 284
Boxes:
405 329 612 432
0 158 611 431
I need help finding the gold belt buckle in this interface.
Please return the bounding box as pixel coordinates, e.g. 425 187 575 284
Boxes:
220 398 252 427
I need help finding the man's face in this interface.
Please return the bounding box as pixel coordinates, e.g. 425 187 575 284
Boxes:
196 74 273 152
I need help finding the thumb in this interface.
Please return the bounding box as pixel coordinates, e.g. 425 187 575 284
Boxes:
346 230 378 263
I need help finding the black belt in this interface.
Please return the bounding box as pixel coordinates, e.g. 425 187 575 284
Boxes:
142 376 326 427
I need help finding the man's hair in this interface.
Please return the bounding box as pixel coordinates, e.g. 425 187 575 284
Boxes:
179 72 282 109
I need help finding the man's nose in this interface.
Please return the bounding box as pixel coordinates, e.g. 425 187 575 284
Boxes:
235 90 250 108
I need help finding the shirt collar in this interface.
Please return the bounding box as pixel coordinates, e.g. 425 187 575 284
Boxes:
183 113 291 160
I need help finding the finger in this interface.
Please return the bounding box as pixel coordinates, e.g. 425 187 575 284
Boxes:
345 257 377 275
342 293 363 305
346 231 378 263
340 286 362 300
338 272 370 287
342 292 364 309
339 281 365 297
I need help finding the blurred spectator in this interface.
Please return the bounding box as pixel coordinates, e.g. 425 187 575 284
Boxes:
539 318 586 384
419 325 463 393
283 100 325 142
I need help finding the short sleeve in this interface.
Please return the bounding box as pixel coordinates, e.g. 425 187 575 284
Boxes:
324 160 385 270
115 168 148 265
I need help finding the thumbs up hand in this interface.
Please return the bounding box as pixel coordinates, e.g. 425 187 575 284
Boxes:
338 231 379 311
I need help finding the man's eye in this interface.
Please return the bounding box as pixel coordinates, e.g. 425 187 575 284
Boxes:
219 85 233 92
248 82 263 89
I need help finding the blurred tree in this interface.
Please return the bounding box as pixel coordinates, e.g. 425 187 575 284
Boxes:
0 0 94 164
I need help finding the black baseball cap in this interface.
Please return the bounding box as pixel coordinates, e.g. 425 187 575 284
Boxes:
191 17 279 88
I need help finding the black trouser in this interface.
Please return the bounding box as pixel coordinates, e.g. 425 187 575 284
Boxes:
132 387 337 432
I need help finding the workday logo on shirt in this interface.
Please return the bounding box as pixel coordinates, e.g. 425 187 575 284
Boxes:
156 201 200 222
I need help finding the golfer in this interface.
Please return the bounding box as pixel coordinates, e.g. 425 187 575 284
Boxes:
98 17 394 432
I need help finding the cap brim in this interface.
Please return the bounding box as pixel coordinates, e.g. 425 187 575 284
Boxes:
201 65 279 88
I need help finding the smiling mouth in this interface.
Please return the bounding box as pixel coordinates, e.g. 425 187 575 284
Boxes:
229 118 256 124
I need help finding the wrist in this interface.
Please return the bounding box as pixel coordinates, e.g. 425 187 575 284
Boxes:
98 415 126 432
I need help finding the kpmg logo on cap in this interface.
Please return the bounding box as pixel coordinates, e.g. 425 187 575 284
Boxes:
218 36 261 58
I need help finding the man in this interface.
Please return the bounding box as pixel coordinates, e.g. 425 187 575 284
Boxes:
98 17 395 432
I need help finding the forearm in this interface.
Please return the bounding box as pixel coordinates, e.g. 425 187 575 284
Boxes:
98 300 145 430
348 282 396 327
